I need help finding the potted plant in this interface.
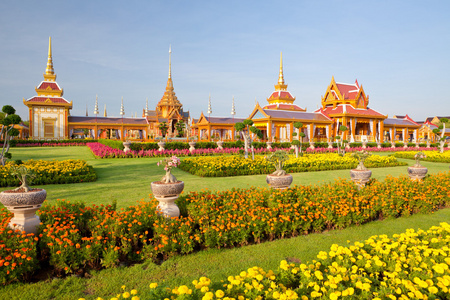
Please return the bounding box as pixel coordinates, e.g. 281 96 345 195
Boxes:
0 165 47 233
122 140 131 153
265 150 293 190
150 156 184 218
350 150 372 188
407 151 428 181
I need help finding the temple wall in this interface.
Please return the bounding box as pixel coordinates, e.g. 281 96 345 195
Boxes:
32 106 67 139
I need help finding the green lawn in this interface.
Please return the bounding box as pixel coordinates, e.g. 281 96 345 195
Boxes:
3 147 450 208
0 146 449 299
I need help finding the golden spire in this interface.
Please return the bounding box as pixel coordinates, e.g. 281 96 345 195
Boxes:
274 52 287 91
278 52 284 85
43 37 56 81
168 45 172 79
166 45 173 89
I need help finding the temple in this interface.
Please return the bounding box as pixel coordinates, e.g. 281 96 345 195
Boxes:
24 39 189 140
22 39 426 144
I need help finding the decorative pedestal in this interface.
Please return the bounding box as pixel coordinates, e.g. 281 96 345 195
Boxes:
309 142 315 150
362 141 367 149
376 142 381 149
157 142 166 151
123 141 131 153
391 144 396 149
266 174 293 190
407 166 428 181
0 189 47 234
266 142 273 150
151 181 184 218
216 141 224 150
426 141 430 148
415 143 420 148
350 169 372 189
188 142 196 153
328 142 333 149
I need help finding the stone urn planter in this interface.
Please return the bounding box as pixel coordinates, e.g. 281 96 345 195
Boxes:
266 141 273 150
327 141 333 149
188 141 196 153
0 189 46 234
362 141 367 149
0 165 47 234
266 174 293 190
151 181 184 218
157 141 166 151
350 150 372 188
123 141 131 153
216 141 224 150
309 142 315 150
376 141 382 149
407 152 428 181
265 150 293 190
151 156 183 218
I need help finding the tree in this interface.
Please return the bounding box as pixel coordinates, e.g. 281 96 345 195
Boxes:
292 122 305 158
175 121 185 138
432 117 449 153
234 119 262 159
158 122 169 138
336 125 348 155
0 105 21 165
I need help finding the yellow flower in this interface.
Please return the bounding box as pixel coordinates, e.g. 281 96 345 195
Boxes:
149 283 158 289
215 289 225 298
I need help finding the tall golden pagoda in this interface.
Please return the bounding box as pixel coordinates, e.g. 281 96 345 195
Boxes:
156 46 182 118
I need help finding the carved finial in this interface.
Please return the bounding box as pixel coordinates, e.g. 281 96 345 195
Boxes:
207 93 212 115
145 98 149 117
231 96 236 116
94 95 99 115
168 45 172 79
103 104 107 117
120 97 125 116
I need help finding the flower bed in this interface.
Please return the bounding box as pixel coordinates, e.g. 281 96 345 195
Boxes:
94 222 450 300
179 153 406 177
87 142 289 158
0 159 97 187
2 172 450 284
394 150 450 163
10 139 97 147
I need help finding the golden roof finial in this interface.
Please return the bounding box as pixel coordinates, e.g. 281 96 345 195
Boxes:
168 45 172 79
274 51 287 91
278 52 284 86
43 37 56 81
46 37 54 75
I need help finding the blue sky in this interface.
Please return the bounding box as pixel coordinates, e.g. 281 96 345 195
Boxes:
1 0 449 122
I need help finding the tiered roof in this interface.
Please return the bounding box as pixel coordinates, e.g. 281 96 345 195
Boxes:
24 37 72 109
265 52 303 110
156 46 183 118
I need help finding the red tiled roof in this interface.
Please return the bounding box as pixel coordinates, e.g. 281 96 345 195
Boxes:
36 81 61 91
319 104 385 117
263 104 304 111
25 96 70 104
268 91 295 100
203 117 246 124
335 83 359 99
68 116 149 125
263 109 332 122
